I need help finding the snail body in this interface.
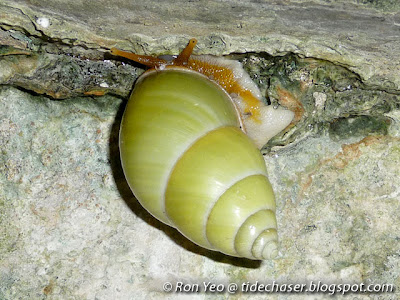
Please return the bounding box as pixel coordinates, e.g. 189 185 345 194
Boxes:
112 39 293 260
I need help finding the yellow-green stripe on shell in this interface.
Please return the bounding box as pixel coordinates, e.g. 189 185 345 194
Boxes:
120 68 278 260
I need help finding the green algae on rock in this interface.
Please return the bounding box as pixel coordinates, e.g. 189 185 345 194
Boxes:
239 54 400 150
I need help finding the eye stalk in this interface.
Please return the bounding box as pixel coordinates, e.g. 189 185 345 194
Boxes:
173 38 197 66
110 38 197 69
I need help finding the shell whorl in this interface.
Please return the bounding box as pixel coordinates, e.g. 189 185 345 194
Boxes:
120 68 278 260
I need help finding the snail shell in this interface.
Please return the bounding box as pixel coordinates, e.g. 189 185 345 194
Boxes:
114 39 293 260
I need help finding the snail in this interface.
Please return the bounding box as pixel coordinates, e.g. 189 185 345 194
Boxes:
111 39 294 260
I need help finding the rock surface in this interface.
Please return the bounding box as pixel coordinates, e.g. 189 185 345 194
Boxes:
1 0 400 299
1 0 399 91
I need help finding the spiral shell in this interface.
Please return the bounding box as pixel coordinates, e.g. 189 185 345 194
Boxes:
119 67 279 260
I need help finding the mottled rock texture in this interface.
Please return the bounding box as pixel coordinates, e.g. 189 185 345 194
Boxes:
1 0 399 91
1 0 400 299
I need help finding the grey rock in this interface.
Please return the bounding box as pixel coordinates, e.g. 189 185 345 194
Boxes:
1 0 399 91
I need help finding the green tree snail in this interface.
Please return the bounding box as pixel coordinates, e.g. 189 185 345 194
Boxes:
111 39 294 260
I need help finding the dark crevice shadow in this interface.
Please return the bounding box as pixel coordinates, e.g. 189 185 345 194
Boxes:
108 98 262 269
